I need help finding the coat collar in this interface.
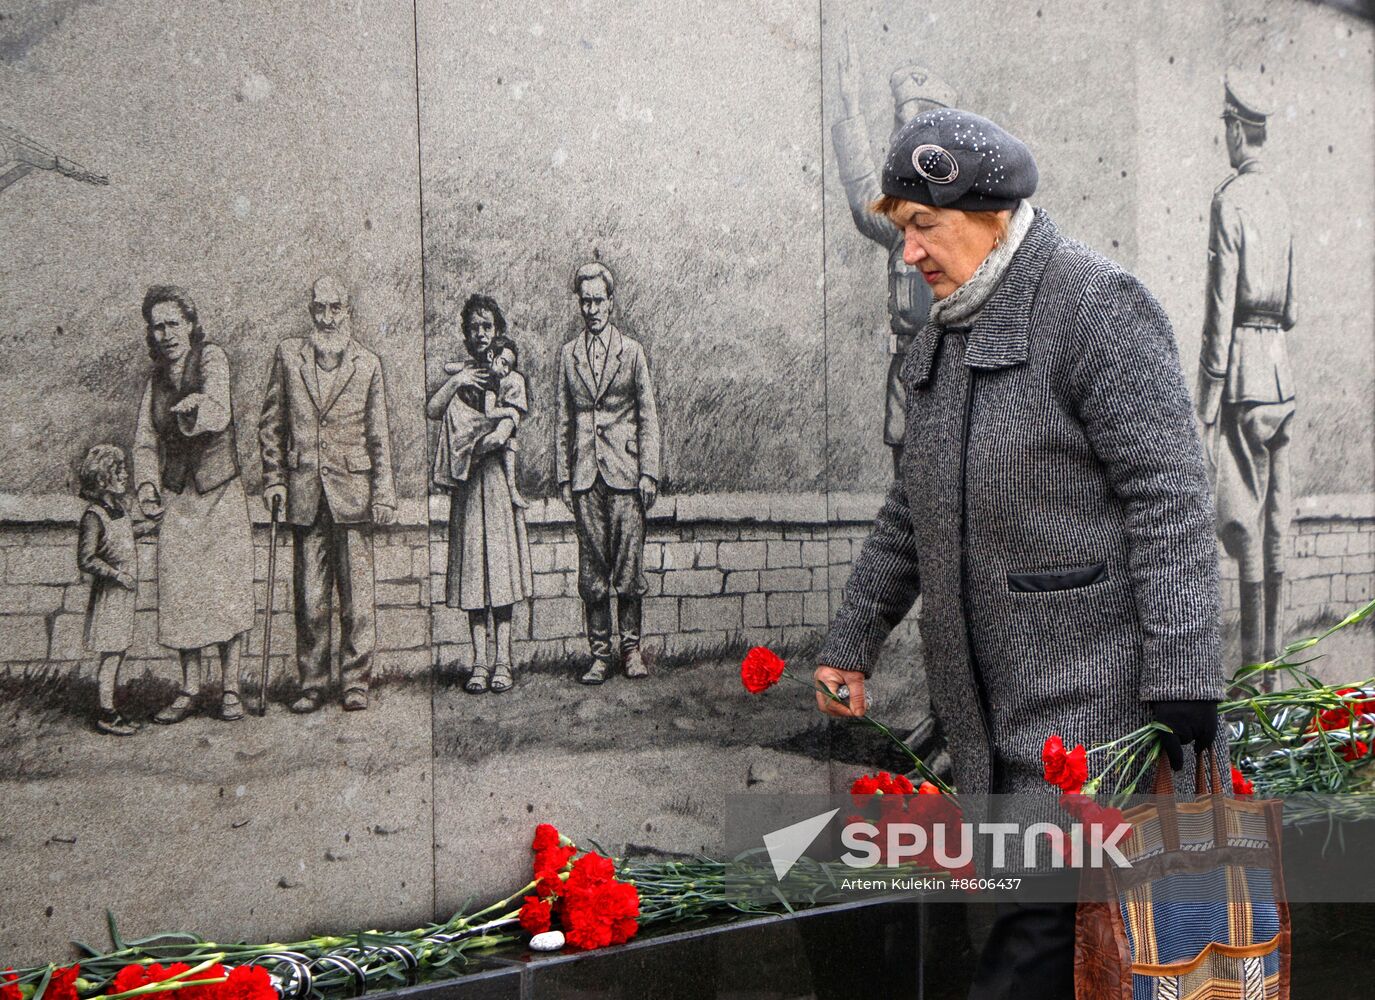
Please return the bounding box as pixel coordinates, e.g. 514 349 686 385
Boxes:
573 324 623 401
902 208 1062 388
298 337 362 414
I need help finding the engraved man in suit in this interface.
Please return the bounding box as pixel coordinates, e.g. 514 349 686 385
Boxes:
260 276 397 713
556 262 661 685
1197 72 1297 678
832 31 957 475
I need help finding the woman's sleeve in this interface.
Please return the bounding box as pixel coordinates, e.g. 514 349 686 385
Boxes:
77 512 121 580
132 381 160 491
426 368 463 420
181 344 233 435
816 476 922 676
1069 269 1224 702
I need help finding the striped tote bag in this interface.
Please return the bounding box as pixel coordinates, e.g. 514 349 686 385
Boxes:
1075 749 1290 999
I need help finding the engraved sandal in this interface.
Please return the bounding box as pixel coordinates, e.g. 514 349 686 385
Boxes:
490 663 513 693
466 665 491 694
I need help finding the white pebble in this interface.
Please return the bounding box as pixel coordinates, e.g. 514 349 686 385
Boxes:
530 930 566 951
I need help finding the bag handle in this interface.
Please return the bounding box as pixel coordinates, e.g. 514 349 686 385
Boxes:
1152 756 1182 852
1197 743 1229 847
1152 743 1228 853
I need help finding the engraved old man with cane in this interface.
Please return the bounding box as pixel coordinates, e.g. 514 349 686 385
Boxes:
259 276 397 714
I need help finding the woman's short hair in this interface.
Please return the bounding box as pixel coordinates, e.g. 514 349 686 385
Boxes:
141 284 206 361
868 196 1011 245
571 261 615 297
460 294 507 353
77 444 126 502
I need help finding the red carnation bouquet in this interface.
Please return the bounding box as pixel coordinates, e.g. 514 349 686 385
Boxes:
518 823 640 951
1040 733 1132 861
846 772 974 877
15 961 275 1000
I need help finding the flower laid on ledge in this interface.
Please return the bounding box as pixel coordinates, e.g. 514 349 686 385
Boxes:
518 824 640 951
847 772 973 876
13 960 276 1000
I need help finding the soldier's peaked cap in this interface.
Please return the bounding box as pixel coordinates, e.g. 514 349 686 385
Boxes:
881 108 1037 212
889 65 958 113
1222 70 1271 126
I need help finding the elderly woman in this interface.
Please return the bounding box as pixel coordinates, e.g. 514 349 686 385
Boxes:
815 111 1225 998
134 286 256 723
427 294 533 694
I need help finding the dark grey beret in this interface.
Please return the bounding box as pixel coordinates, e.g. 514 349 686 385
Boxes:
881 108 1037 211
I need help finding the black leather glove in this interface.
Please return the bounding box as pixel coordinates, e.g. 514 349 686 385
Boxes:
1152 700 1219 771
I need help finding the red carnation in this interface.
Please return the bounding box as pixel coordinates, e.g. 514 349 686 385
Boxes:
2 969 22 1000
879 772 915 795
850 771 914 797
1342 740 1371 762
1060 745 1088 795
535 874 564 898
1231 765 1254 796
532 823 562 852
561 879 640 951
1042 735 1067 785
177 964 226 1000
917 781 941 795
219 967 275 1000
111 965 152 994
566 851 617 891
519 896 552 934
850 774 880 796
534 844 577 881
1042 735 1088 793
740 647 786 694
45 966 80 1000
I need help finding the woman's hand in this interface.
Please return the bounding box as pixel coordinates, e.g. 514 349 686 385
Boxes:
116 570 137 592
814 665 867 718
443 363 490 392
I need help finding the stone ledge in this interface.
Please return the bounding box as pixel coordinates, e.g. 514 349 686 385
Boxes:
6 491 1374 529
0 493 430 528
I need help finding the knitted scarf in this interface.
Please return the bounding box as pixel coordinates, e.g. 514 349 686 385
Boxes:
928 199 1035 328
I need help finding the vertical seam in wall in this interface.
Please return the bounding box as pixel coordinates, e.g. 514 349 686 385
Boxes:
410 0 438 925
816 0 834 791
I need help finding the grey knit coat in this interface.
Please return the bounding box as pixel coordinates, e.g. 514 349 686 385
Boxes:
820 209 1225 796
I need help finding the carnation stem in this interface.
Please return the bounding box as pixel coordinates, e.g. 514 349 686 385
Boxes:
779 670 954 794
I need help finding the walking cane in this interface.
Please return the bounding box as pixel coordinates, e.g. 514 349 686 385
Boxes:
259 494 282 717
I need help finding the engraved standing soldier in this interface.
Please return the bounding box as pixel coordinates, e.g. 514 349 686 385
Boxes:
259 276 397 713
1196 72 1297 675
832 31 957 475
557 262 661 685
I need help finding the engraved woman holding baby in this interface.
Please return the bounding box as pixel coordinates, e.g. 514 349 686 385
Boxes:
427 294 534 694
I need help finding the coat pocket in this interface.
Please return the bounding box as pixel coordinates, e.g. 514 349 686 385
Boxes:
345 450 373 472
1007 562 1106 593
